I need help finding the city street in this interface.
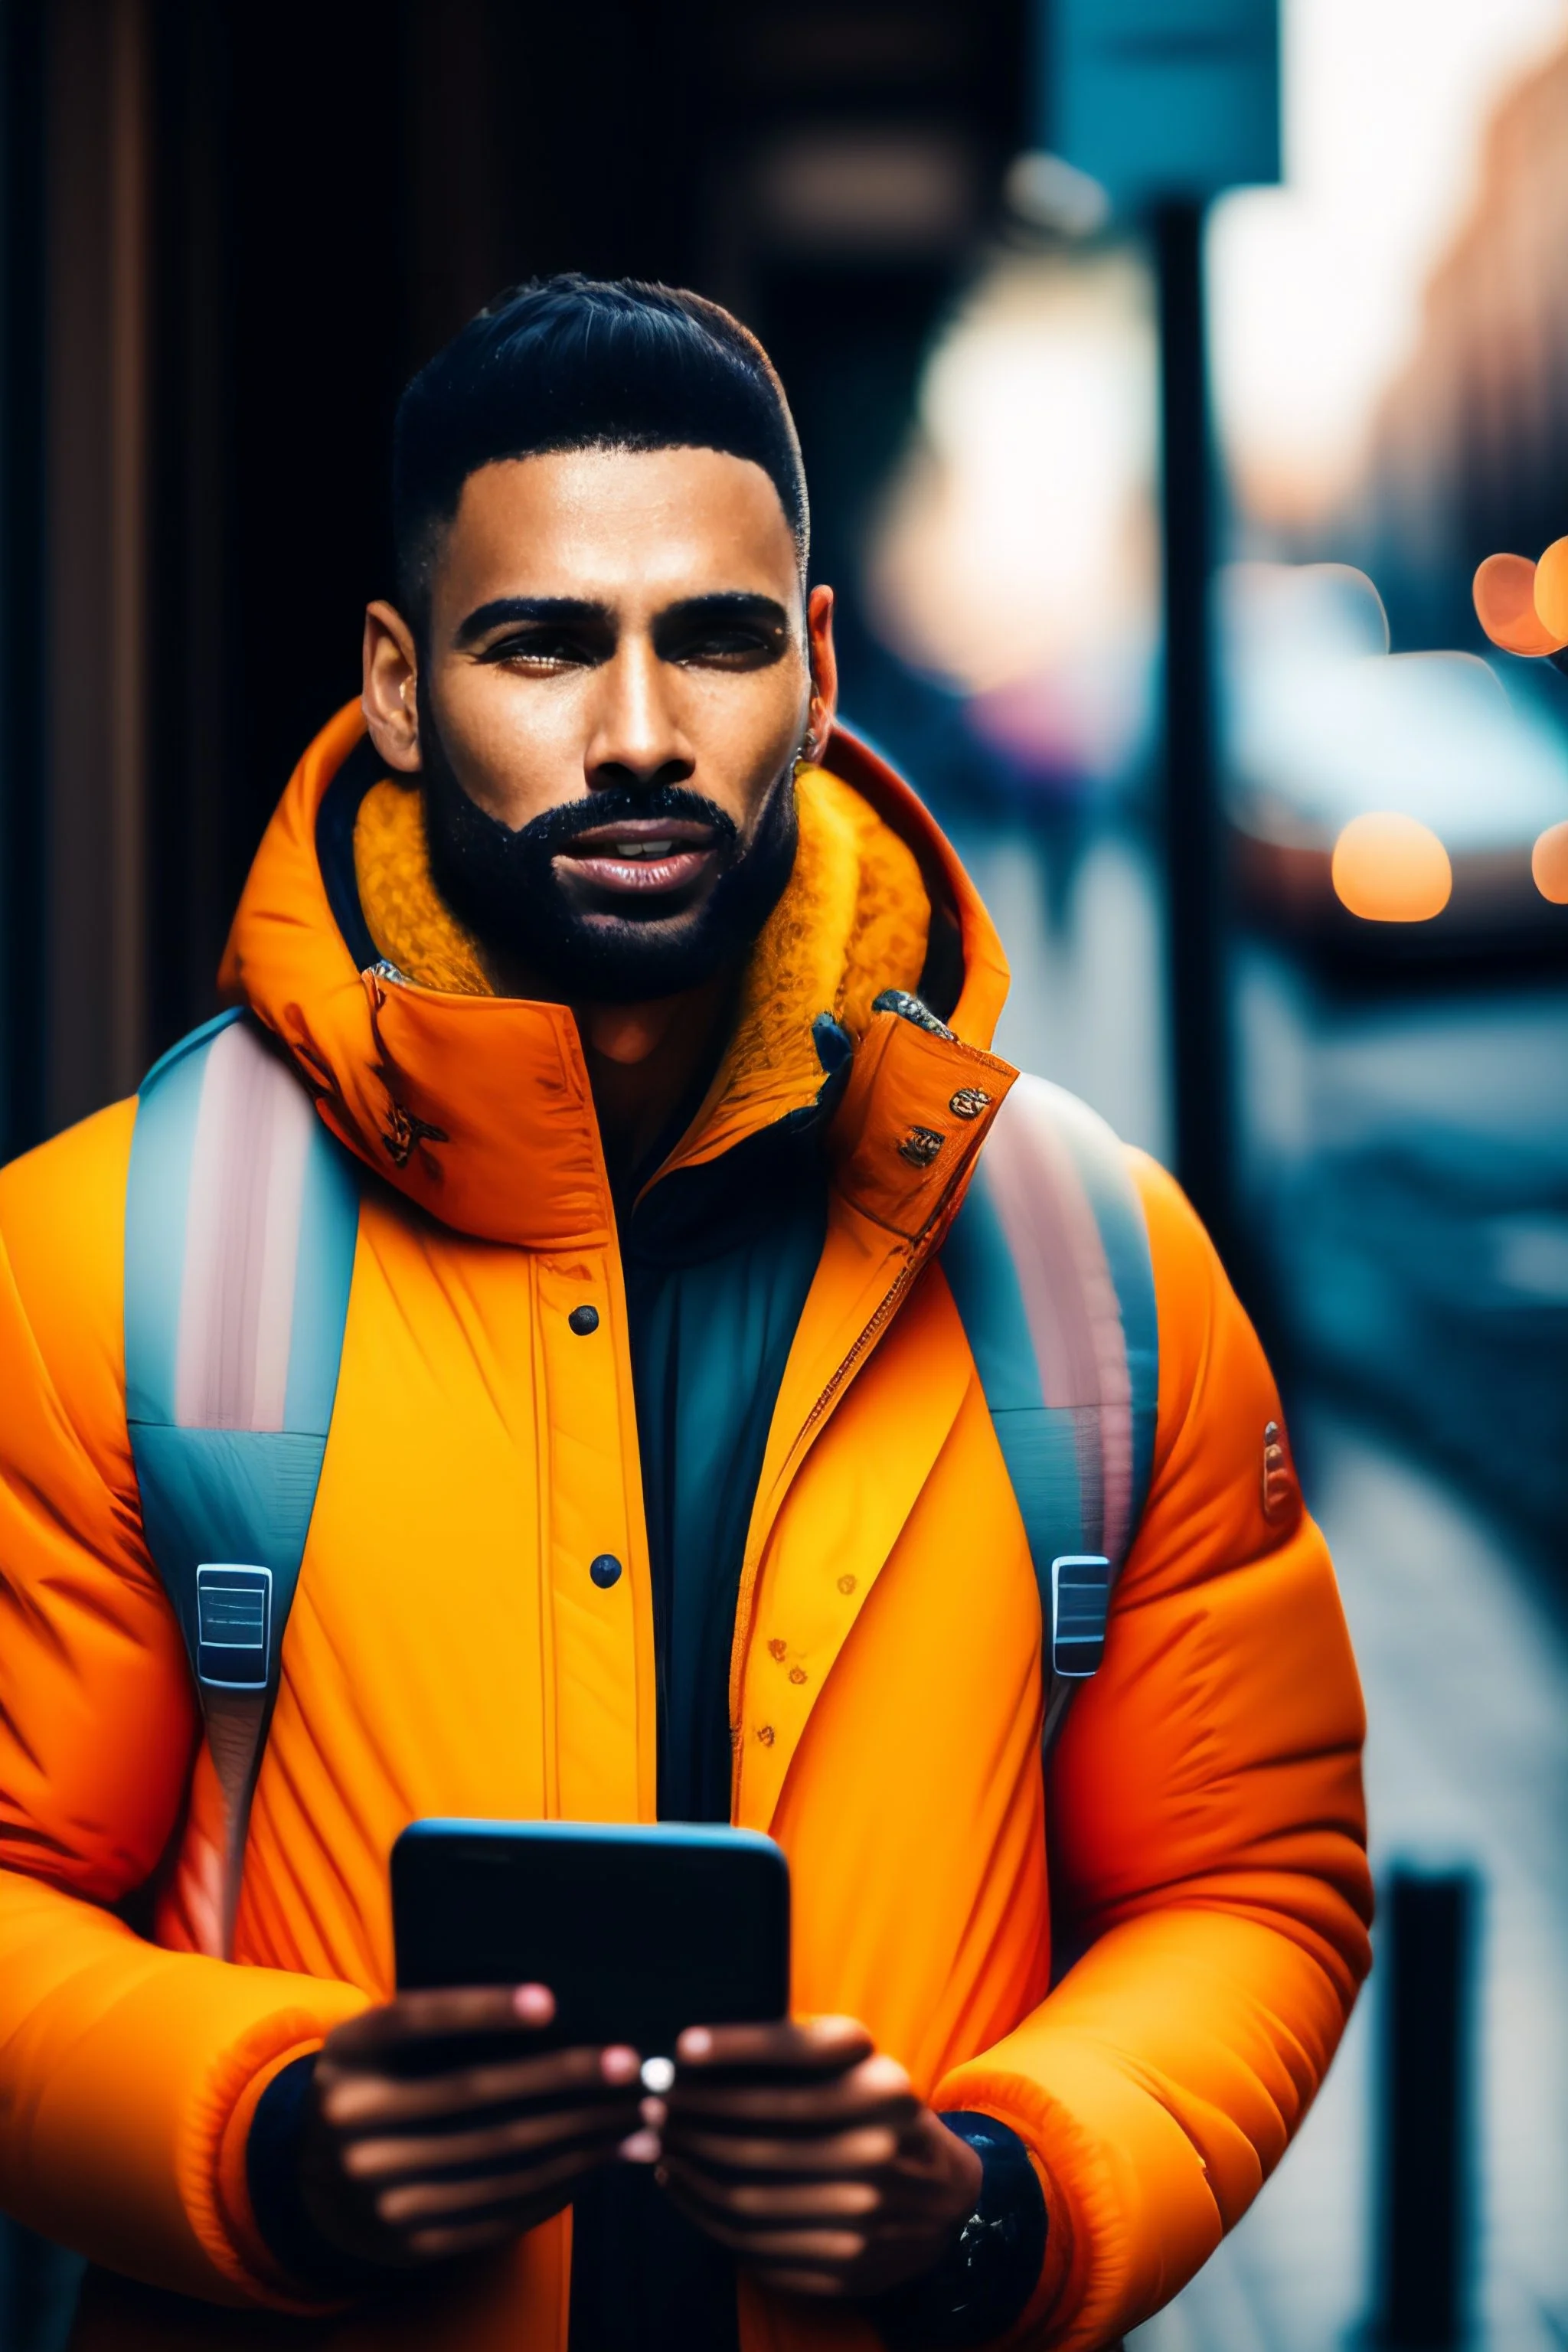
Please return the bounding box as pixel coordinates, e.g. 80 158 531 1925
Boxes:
1135 1412 1568 2351
960 808 1568 2350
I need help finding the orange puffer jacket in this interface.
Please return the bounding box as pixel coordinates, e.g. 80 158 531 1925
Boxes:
0 705 1370 2350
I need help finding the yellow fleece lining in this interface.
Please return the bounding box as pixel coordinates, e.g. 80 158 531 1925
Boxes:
353 766 929 1165
354 779 494 998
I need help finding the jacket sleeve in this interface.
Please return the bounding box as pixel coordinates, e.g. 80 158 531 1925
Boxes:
0 1104 368 2308
933 1151 1372 2350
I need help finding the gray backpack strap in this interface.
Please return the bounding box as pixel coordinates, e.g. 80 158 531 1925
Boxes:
124 1009 359 1952
941 1074 1158 1755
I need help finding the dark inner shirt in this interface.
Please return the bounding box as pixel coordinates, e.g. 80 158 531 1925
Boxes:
567 1113 831 2352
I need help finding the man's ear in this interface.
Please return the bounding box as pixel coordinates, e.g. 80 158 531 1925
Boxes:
804 583 838 761
362 602 424 774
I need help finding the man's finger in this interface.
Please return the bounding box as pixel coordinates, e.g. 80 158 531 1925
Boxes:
343 2096 643 2181
674 2017 871 2076
745 2265 854 2300
658 2168 880 2223
656 2173 867 2268
666 2052 916 2128
375 2138 617 2226
658 2120 900 2176
404 2214 524 2262
325 1984 554 2059
320 2042 639 2130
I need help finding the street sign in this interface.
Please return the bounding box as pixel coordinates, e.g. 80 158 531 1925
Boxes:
1042 0 1279 209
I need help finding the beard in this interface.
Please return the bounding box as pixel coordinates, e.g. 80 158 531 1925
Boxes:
418 686 801 1004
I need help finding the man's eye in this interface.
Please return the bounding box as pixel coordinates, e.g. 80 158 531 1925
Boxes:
486 633 596 668
675 629 778 665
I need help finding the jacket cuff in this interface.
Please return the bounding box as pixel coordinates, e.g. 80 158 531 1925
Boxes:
214 2040 345 2308
867 2112 1048 2347
244 2053 390 2300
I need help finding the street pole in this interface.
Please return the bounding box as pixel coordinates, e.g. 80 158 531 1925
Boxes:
1374 1868 1476 2348
1153 196 1233 1266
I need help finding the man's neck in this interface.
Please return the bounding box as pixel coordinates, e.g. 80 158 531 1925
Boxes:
577 972 734 1187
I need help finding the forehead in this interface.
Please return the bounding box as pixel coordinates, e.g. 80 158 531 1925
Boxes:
436 445 801 615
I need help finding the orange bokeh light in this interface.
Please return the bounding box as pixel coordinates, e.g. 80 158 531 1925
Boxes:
1534 537 1568 645
1331 813 1453 922
1532 819 1568 906
1472 552 1566 657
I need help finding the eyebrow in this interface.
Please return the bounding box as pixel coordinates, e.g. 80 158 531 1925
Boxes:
657 593 792 635
452 589 792 650
453 596 610 648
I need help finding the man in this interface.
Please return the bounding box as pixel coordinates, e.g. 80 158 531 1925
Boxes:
0 278 1370 2350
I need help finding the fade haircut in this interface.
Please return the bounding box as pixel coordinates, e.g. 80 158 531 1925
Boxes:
392 275 810 632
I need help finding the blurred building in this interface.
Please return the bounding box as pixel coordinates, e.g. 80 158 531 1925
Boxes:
0 0 1027 1160
1351 33 1568 645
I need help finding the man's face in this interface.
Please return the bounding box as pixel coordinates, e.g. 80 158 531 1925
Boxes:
363 445 835 1003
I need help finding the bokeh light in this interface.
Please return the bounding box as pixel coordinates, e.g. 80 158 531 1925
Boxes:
1534 535 1568 642
1473 551 1566 657
1532 818 1568 903
1331 812 1455 921
865 250 1158 786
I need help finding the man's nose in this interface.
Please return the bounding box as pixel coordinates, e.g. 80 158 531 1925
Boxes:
585 639 694 792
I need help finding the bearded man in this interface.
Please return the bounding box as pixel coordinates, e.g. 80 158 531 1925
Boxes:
0 278 1370 2352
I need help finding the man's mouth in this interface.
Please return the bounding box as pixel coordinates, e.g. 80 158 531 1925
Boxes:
551 817 721 900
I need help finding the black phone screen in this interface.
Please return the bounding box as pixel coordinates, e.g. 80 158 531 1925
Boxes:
391 1818 791 2062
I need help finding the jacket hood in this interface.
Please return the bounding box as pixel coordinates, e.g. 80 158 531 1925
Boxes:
219 703 1013 1247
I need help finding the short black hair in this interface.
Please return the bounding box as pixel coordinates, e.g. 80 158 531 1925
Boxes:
392 275 809 628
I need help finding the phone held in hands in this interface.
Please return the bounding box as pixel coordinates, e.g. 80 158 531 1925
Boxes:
391 1818 791 2067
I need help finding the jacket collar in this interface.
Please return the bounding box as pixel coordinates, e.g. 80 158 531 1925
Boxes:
219 704 1014 1252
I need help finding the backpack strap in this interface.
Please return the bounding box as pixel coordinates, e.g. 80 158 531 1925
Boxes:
941 1073 1158 1756
124 1009 359 1953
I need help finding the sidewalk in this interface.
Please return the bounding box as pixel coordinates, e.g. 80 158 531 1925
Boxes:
1131 1409 1568 2352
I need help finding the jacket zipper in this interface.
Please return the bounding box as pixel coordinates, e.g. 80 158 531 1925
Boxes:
725 1247 923 1813
796 1123 982 1452
726 1141 983 1804
800 1251 918 1439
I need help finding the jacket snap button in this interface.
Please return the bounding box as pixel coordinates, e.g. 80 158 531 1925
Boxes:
949 1086 991 1120
898 1125 946 1168
768 1638 787 1661
569 1305 599 1335
590 1553 622 1589
756 1724 775 1746
838 1574 857 1594
788 1666 807 1686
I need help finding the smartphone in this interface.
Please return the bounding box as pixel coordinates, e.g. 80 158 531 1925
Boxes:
391 1818 790 2063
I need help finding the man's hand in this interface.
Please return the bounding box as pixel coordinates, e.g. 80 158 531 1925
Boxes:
299 1984 643 2268
645 2017 983 2300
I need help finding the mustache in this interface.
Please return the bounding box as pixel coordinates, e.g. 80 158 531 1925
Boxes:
415 686 800 1004
505 784 740 857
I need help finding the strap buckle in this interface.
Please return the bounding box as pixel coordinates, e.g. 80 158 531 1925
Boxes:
195 1564 273 1690
1050 1555 1111 1679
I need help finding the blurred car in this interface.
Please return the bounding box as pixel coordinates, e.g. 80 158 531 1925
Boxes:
1220 562 1568 965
